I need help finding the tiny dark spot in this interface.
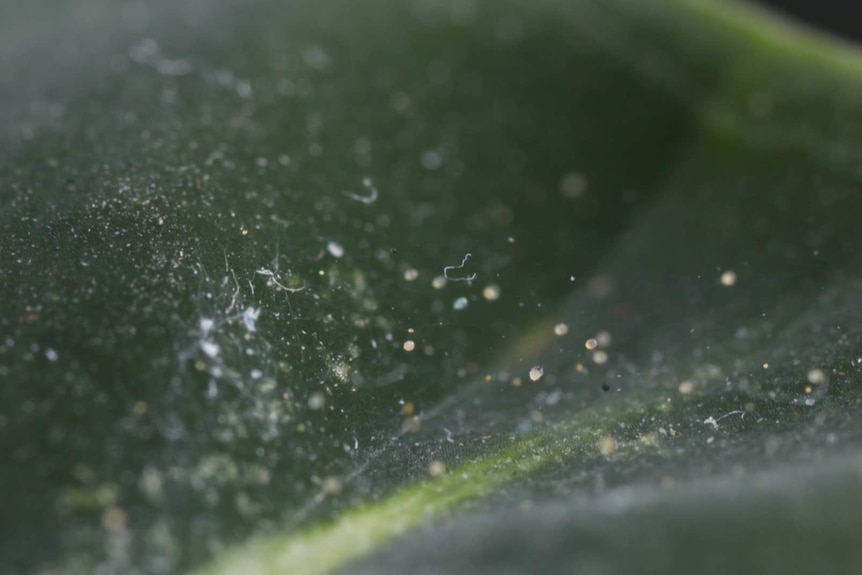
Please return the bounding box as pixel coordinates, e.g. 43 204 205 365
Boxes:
390 247 398 255
601 383 610 392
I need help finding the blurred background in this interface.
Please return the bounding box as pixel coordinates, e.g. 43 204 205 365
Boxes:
760 0 859 42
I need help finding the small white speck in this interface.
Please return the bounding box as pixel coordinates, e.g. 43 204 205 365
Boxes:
807 368 826 384
720 270 737 286
483 284 501 301
242 307 261 332
553 323 569 336
308 392 326 410
453 297 469 310
200 318 215 334
428 460 446 477
529 365 544 382
45 348 59 362
327 241 345 258
201 341 220 358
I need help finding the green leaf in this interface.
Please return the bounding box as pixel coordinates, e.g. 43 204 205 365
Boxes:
3 0 862 574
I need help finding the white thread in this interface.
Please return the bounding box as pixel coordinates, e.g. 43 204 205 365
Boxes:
444 252 477 282
344 178 378 205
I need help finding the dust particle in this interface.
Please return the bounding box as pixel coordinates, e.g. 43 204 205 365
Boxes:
327 241 345 258
807 368 826 384
529 365 544 382
403 416 421 433
560 172 587 199
432 275 447 290
308 392 326 410
553 323 569 336
597 435 617 456
592 350 608 365
101 506 128 533
596 330 612 347
403 340 416 352
403 268 419 281
720 270 737 286
321 476 342 495
584 338 598 351
453 297 469 310
483 284 501 301
678 380 695 395
428 460 446 477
